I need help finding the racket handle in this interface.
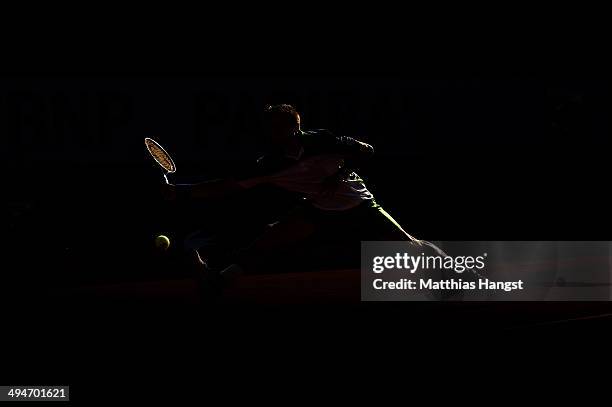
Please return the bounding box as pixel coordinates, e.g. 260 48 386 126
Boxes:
163 173 169 184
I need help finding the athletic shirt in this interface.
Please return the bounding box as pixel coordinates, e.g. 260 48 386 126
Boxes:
242 129 375 211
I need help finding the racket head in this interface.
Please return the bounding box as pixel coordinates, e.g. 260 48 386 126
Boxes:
145 137 176 174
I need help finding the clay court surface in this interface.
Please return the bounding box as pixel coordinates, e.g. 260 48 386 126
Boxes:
48 257 612 331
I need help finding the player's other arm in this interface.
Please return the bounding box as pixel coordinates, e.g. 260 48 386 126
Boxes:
321 131 375 172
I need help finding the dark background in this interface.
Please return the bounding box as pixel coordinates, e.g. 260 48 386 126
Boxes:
2 10 612 401
4 76 611 288
3 75 612 399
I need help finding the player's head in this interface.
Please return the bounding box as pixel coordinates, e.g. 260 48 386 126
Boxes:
263 104 301 144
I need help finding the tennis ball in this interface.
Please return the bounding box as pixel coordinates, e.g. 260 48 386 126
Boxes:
154 235 171 251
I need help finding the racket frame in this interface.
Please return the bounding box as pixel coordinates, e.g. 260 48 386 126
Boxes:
145 137 176 184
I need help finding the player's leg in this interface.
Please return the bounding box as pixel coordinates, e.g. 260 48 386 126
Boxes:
365 201 450 260
317 200 419 243
369 202 421 242
308 200 445 268
181 220 270 301
230 208 318 274
363 201 475 299
186 206 319 302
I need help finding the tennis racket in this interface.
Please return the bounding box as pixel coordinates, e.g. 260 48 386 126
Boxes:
145 137 176 184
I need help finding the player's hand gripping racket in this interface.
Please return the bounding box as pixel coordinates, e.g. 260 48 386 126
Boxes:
145 137 176 184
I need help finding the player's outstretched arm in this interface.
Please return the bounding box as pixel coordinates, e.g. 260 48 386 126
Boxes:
188 179 246 199
160 179 242 200
161 176 272 201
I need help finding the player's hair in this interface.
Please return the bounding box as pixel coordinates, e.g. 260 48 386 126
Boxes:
264 104 300 128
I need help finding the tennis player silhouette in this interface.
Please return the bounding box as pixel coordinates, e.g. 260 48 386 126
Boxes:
162 104 445 288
